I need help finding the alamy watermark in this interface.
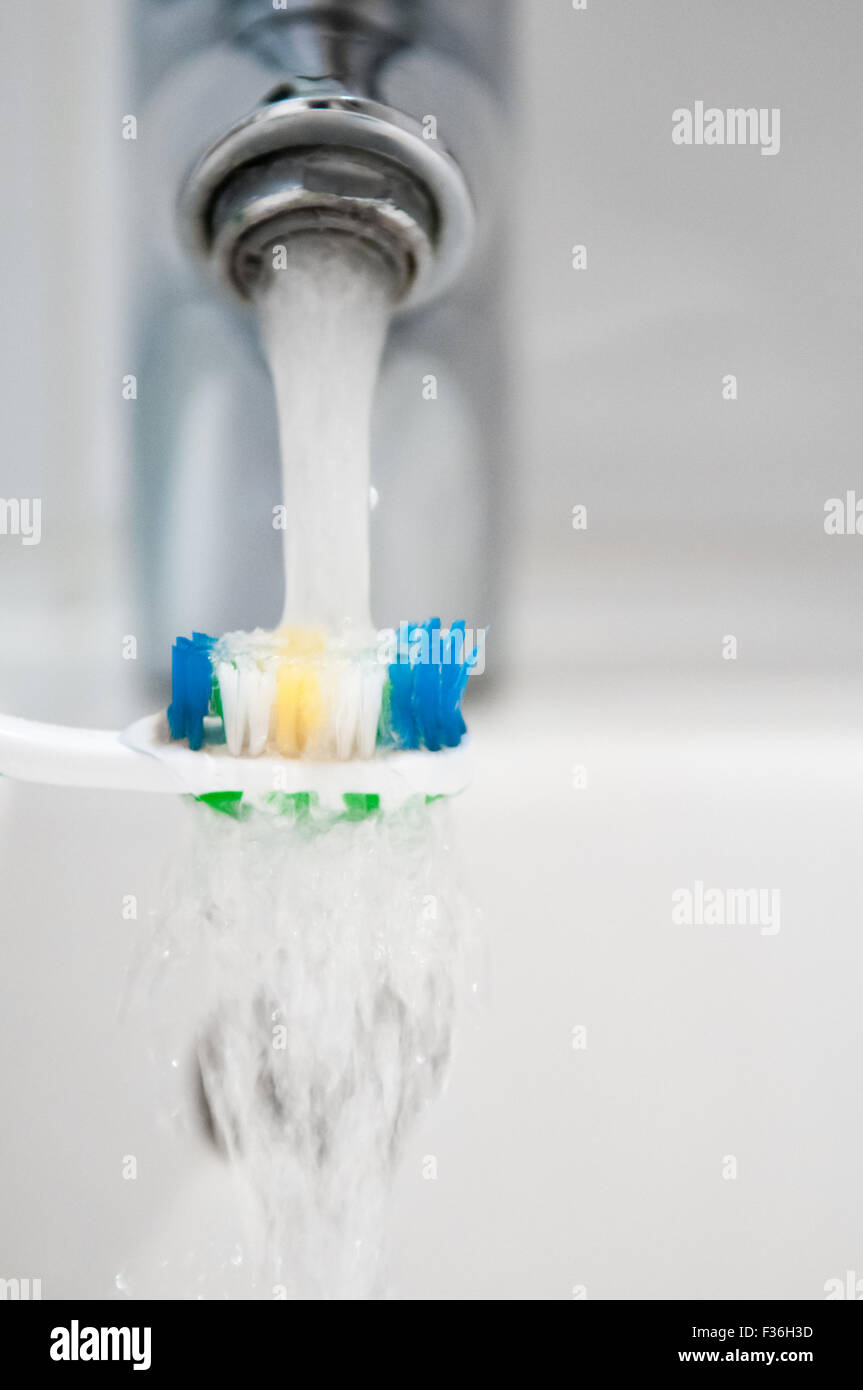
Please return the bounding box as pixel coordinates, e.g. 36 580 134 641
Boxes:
672 880 781 936
377 623 486 676
0 497 41 545
50 1321 151 1371
824 1270 863 1300
824 493 863 535
0 1276 42 1300
672 102 780 157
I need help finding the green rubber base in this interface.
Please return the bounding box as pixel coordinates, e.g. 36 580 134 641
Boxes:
193 790 387 822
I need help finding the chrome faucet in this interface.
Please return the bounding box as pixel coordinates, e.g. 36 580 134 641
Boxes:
131 0 508 685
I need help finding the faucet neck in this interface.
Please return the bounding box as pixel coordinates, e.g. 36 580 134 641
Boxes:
243 22 402 102
230 0 420 46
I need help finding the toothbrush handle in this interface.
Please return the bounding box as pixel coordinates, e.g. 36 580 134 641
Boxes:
0 713 180 794
0 713 472 804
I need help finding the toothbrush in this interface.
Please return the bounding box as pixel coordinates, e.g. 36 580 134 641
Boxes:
154 618 479 816
0 621 479 813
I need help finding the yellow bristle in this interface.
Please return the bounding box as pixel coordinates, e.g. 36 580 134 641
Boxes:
273 626 326 755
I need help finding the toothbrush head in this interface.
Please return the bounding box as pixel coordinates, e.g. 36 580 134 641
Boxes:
166 620 480 764
0 621 478 808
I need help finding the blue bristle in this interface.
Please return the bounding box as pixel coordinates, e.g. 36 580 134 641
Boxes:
167 632 215 748
436 622 472 750
439 621 466 747
449 620 466 663
389 659 419 748
386 624 417 748
386 618 479 752
414 619 442 751
166 639 190 740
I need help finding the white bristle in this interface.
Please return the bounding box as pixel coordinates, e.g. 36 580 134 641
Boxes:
358 667 385 759
217 662 245 756
218 661 278 758
247 668 277 757
334 663 362 761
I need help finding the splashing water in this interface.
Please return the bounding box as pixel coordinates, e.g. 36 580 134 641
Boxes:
138 797 475 1299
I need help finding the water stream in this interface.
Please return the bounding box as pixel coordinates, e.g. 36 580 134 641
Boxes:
131 232 474 1299
255 232 396 637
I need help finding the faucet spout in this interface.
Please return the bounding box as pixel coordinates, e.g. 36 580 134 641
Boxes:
177 5 475 309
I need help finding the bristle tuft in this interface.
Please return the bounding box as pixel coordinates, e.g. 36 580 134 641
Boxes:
167 621 477 759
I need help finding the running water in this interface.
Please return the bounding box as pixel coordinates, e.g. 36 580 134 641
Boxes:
255 232 396 636
137 797 475 1300
128 233 476 1300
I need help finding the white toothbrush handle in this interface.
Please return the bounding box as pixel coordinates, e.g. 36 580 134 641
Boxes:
0 713 180 793
0 711 471 805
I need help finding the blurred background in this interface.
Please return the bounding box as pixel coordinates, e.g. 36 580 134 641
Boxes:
2 0 862 1299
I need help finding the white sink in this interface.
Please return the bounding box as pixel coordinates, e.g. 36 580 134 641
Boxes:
2 672 861 1299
